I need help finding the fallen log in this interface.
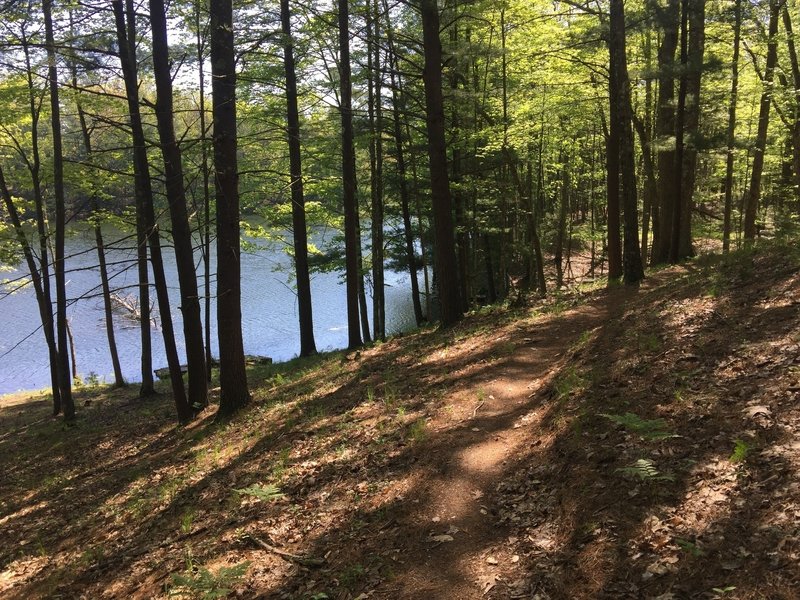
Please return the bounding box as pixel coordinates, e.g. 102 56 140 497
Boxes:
154 356 271 379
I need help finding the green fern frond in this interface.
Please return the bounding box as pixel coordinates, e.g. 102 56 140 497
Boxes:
616 458 674 482
169 561 250 599
600 412 675 440
234 484 285 502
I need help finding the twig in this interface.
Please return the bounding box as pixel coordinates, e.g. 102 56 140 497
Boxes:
472 400 485 419
240 533 325 567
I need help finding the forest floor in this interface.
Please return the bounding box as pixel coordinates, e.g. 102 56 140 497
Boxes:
1 242 800 600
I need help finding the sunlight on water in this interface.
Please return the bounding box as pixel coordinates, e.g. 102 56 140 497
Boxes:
0 227 418 394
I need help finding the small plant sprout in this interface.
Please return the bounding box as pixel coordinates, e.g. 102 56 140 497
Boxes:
168 560 250 599
675 537 704 557
180 509 195 534
408 418 427 442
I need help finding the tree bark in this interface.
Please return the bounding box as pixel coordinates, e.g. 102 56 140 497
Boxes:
43 0 75 421
651 0 680 265
420 0 462 326
94 225 125 386
211 0 250 417
0 166 65 404
383 2 424 324
20 36 61 413
605 49 623 281
744 0 780 241
280 0 317 357
610 0 645 283
149 0 207 414
113 0 189 418
676 0 705 259
338 0 363 348
195 3 214 382
723 0 742 252
781 5 800 207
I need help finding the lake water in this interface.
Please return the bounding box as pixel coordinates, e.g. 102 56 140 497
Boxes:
0 227 418 395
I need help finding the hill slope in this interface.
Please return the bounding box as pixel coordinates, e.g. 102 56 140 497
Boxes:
1 244 799 599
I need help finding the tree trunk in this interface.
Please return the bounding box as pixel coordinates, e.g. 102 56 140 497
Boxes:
113 0 190 418
554 155 569 288
338 0 363 348
281 0 317 357
367 0 386 341
123 0 156 397
651 0 680 265
420 0 462 326
195 3 214 382
149 0 207 414
71 49 127 389
632 114 658 264
20 38 61 413
384 4 424 324
43 0 75 421
211 0 250 417
483 234 497 304
95 225 125 387
0 167 65 403
605 54 623 281
744 0 780 241
723 0 742 253
640 30 655 265
610 0 645 283
676 0 705 259
781 5 800 207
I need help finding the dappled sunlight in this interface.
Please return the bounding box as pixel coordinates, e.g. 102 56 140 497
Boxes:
1 248 799 598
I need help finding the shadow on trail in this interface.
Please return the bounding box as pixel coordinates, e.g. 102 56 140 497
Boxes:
2 248 798 599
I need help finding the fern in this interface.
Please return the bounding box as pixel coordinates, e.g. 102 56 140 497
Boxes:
169 561 250 599
234 484 285 502
600 412 675 440
616 458 674 482
729 439 751 463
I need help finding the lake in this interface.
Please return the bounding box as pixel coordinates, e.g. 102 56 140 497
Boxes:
0 227 419 395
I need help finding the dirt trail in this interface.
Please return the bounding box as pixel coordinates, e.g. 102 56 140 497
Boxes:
3 248 799 600
365 300 616 599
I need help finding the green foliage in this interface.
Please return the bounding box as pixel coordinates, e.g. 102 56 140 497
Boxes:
234 484 285 502
729 439 751 464
407 418 427 442
79 545 106 566
168 560 250 599
600 412 675 440
270 447 292 481
676 537 705 557
553 366 587 400
634 332 661 353
180 509 195 534
382 383 398 408
616 458 674 482
337 563 366 589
